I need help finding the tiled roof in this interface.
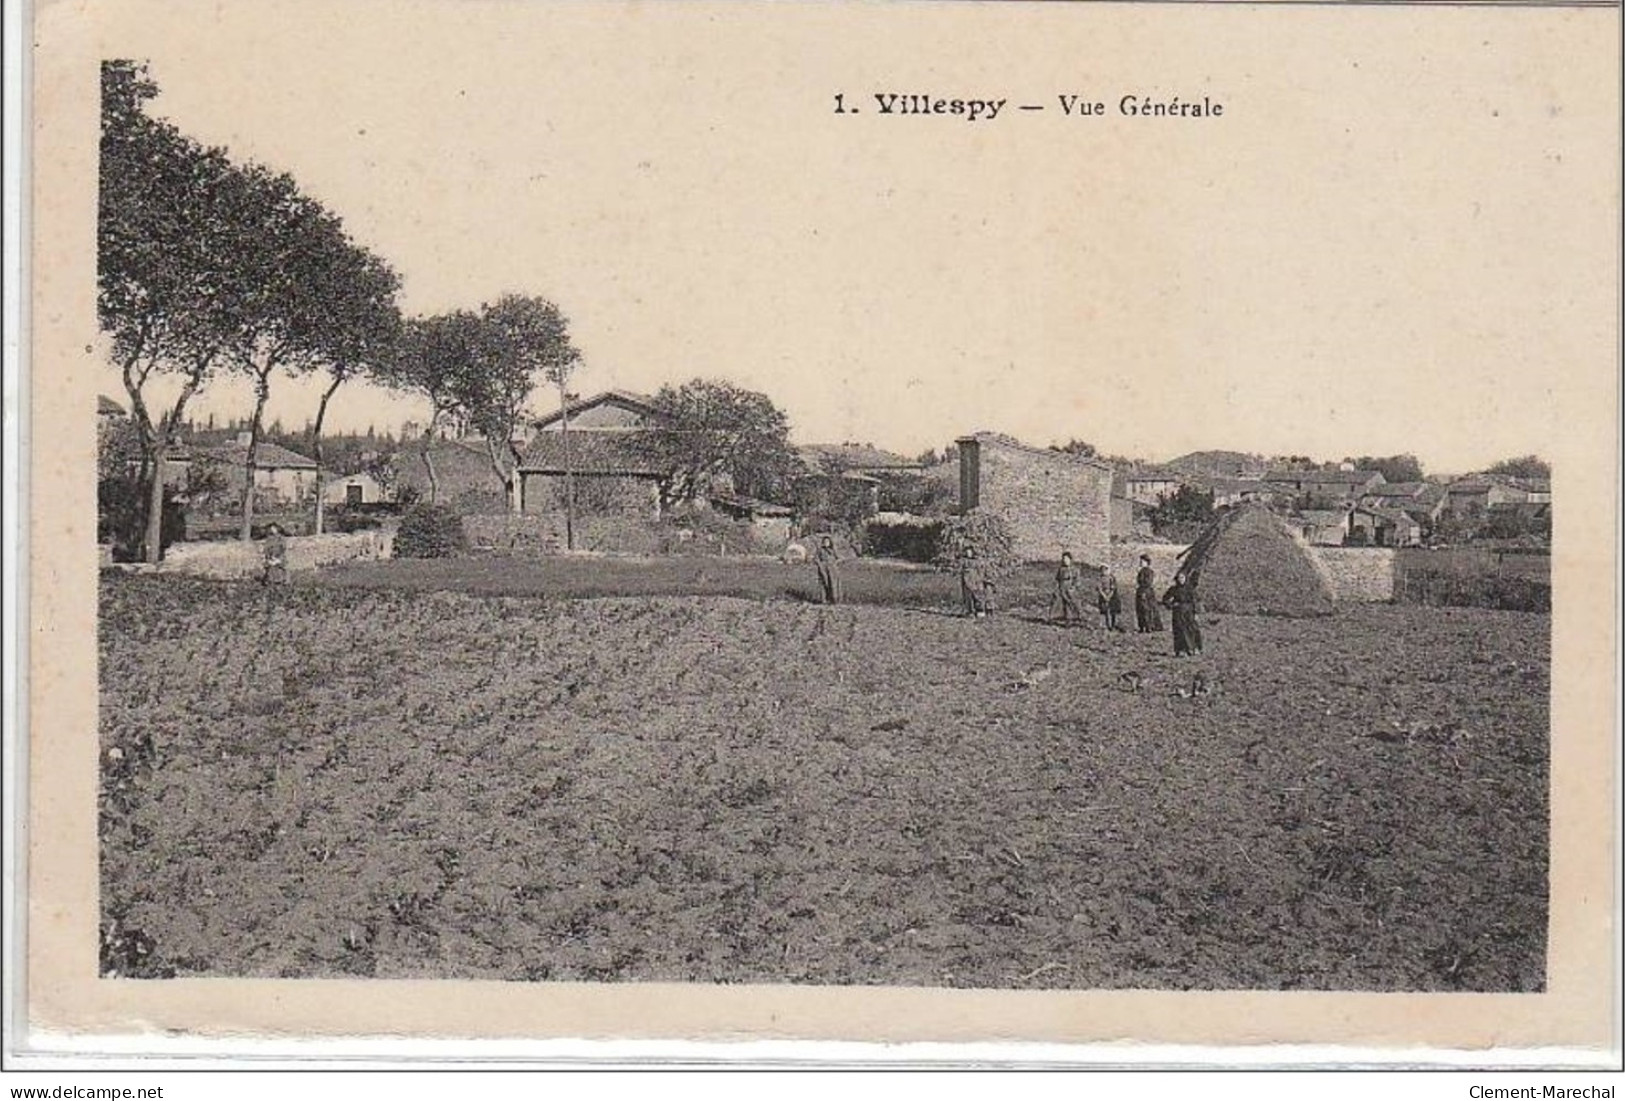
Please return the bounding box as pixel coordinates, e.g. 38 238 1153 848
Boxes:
98 395 126 416
532 389 659 431
1296 509 1349 525
1266 469 1383 486
186 439 318 470
518 430 665 475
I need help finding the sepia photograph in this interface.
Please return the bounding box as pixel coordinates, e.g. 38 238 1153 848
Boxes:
18 0 1620 1060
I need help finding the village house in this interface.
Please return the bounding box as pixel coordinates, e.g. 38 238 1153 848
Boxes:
957 432 1113 563
1207 477 1273 509
1294 508 1351 546
1360 481 1450 530
1109 492 1156 541
1116 466 1187 506
1265 468 1387 507
98 394 127 436
518 390 669 518
176 434 321 506
1443 475 1524 516
322 470 386 507
1347 504 1423 547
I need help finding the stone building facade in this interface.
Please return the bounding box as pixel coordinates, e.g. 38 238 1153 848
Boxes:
957 432 1113 563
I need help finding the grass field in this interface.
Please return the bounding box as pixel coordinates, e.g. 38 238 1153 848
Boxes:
99 569 1549 990
314 554 1064 610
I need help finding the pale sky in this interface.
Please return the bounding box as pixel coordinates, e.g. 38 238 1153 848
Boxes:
93 1 1619 474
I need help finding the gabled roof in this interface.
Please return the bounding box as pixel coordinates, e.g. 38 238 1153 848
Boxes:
957 431 1114 471
518 430 664 476
98 395 126 416
1364 481 1428 499
1265 469 1385 486
1295 509 1349 526
1353 504 1420 526
531 389 659 431
186 439 318 470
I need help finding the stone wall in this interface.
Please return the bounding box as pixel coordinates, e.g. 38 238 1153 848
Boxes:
959 435 1113 563
1312 547 1398 602
158 530 393 579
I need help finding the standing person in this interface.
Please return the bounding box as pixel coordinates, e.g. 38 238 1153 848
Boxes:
959 546 990 619
1054 551 1084 625
814 534 842 605
262 523 289 587
1096 566 1123 632
1134 553 1164 633
1161 570 1204 657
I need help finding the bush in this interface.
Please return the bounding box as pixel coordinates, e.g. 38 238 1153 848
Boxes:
657 508 758 556
394 505 469 559
863 515 944 563
98 475 185 562
323 507 385 534
1396 561 1551 612
934 510 1019 579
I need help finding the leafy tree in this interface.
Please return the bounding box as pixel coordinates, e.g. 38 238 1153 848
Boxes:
631 380 800 507
1149 484 1216 539
456 294 580 513
1485 455 1551 480
99 60 241 562
1345 454 1424 483
305 253 401 534
378 311 481 505
212 162 401 540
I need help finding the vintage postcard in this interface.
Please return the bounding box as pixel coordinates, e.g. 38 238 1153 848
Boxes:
18 0 1621 1062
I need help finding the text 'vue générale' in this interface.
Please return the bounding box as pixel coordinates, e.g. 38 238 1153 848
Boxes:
832 93 1226 122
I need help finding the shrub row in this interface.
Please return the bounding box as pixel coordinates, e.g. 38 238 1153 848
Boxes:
1394 565 1551 613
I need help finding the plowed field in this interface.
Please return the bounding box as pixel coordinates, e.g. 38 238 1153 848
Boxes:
99 572 1548 990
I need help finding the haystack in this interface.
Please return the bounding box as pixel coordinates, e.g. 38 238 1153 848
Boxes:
1179 504 1335 617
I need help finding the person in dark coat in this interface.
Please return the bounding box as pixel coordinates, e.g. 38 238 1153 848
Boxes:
262 523 289 587
1161 570 1203 657
1096 566 1123 632
814 534 842 605
1134 553 1164 633
959 546 992 618
1054 551 1084 625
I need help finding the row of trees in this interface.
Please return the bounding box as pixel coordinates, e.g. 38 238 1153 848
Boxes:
100 61 582 561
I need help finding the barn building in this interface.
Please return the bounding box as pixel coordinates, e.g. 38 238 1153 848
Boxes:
956 432 1113 563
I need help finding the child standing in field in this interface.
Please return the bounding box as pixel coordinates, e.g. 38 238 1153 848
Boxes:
1096 566 1123 632
814 534 842 605
1054 551 1084 625
262 524 289 587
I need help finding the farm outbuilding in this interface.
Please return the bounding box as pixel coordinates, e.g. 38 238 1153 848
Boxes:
323 471 386 507
956 432 1113 563
1180 503 1336 617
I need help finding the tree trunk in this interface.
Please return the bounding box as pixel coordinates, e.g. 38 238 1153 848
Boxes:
120 356 161 563
143 369 206 564
484 435 519 514
421 409 440 506
311 376 343 535
239 368 273 541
